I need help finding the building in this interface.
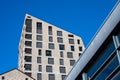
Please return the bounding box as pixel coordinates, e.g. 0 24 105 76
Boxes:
0 68 35 80
18 14 85 80
65 1 120 80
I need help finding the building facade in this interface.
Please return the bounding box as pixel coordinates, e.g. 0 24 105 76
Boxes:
18 14 85 80
65 1 120 80
0 69 35 80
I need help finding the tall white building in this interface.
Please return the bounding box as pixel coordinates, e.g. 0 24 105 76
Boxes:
18 14 85 80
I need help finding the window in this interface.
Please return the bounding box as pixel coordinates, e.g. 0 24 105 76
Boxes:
60 51 64 57
25 34 32 39
49 74 55 80
37 35 42 41
2 76 5 80
25 56 32 62
25 41 32 47
46 66 52 72
24 64 32 70
37 73 42 80
79 46 82 51
36 42 42 48
25 48 32 54
59 67 66 73
25 72 31 77
46 50 52 56
25 19 32 27
79 53 81 56
48 58 54 64
69 39 74 44
61 75 66 80
77 39 80 44
59 44 65 50
25 78 28 80
60 59 64 65
68 34 74 37
48 26 52 35
49 43 54 49
37 57 41 63
67 52 73 58
37 22 42 34
57 31 62 36
26 27 32 32
71 46 75 51
49 36 53 42
70 60 75 66
57 37 63 43
38 65 42 72
38 49 42 56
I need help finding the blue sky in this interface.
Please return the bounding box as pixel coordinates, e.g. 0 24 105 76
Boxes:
0 0 118 74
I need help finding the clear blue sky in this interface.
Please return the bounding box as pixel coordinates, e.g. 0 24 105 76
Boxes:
0 0 118 74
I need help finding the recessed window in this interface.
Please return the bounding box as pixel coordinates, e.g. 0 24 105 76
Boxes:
36 42 42 48
25 19 32 27
46 50 52 56
68 34 74 37
79 46 82 51
26 27 32 32
48 26 52 35
77 39 80 44
38 65 42 72
25 78 28 80
25 56 32 62
59 44 65 50
79 53 81 56
37 22 42 34
25 41 32 47
57 37 63 43
61 75 66 80
60 51 64 57
37 35 42 41
67 52 73 58
25 34 32 39
49 36 53 42
25 48 32 54
24 64 32 70
25 72 31 77
59 67 66 73
38 49 42 56
69 39 74 44
57 31 62 36
48 43 54 49
46 66 52 72
37 57 41 63
60 59 64 65
70 60 75 66
37 73 42 80
2 76 5 80
48 58 54 64
71 46 75 51
49 74 55 80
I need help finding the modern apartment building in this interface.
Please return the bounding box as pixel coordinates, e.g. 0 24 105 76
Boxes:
65 1 120 80
18 14 85 80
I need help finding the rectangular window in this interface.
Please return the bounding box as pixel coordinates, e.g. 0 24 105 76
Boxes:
48 26 52 35
37 22 42 34
69 39 74 44
38 65 42 72
67 52 73 58
37 35 42 41
57 31 62 36
79 46 82 51
59 67 66 73
49 74 55 80
79 53 81 56
61 75 66 80
68 34 74 37
71 46 75 51
57 37 63 43
60 51 64 57
70 60 75 66
48 58 54 64
48 43 54 49
60 59 64 65
59 44 65 50
46 50 52 56
25 48 32 54
25 41 32 47
37 73 42 80
46 66 52 72
26 27 32 32
2 76 5 80
25 72 31 77
24 64 32 70
49 36 53 42
37 57 41 63
25 34 32 39
25 19 32 27
38 49 42 56
25 56 32 62
77 39 80 44
36 42 42 48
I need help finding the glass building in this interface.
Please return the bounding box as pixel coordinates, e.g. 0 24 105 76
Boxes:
65 1 120 80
